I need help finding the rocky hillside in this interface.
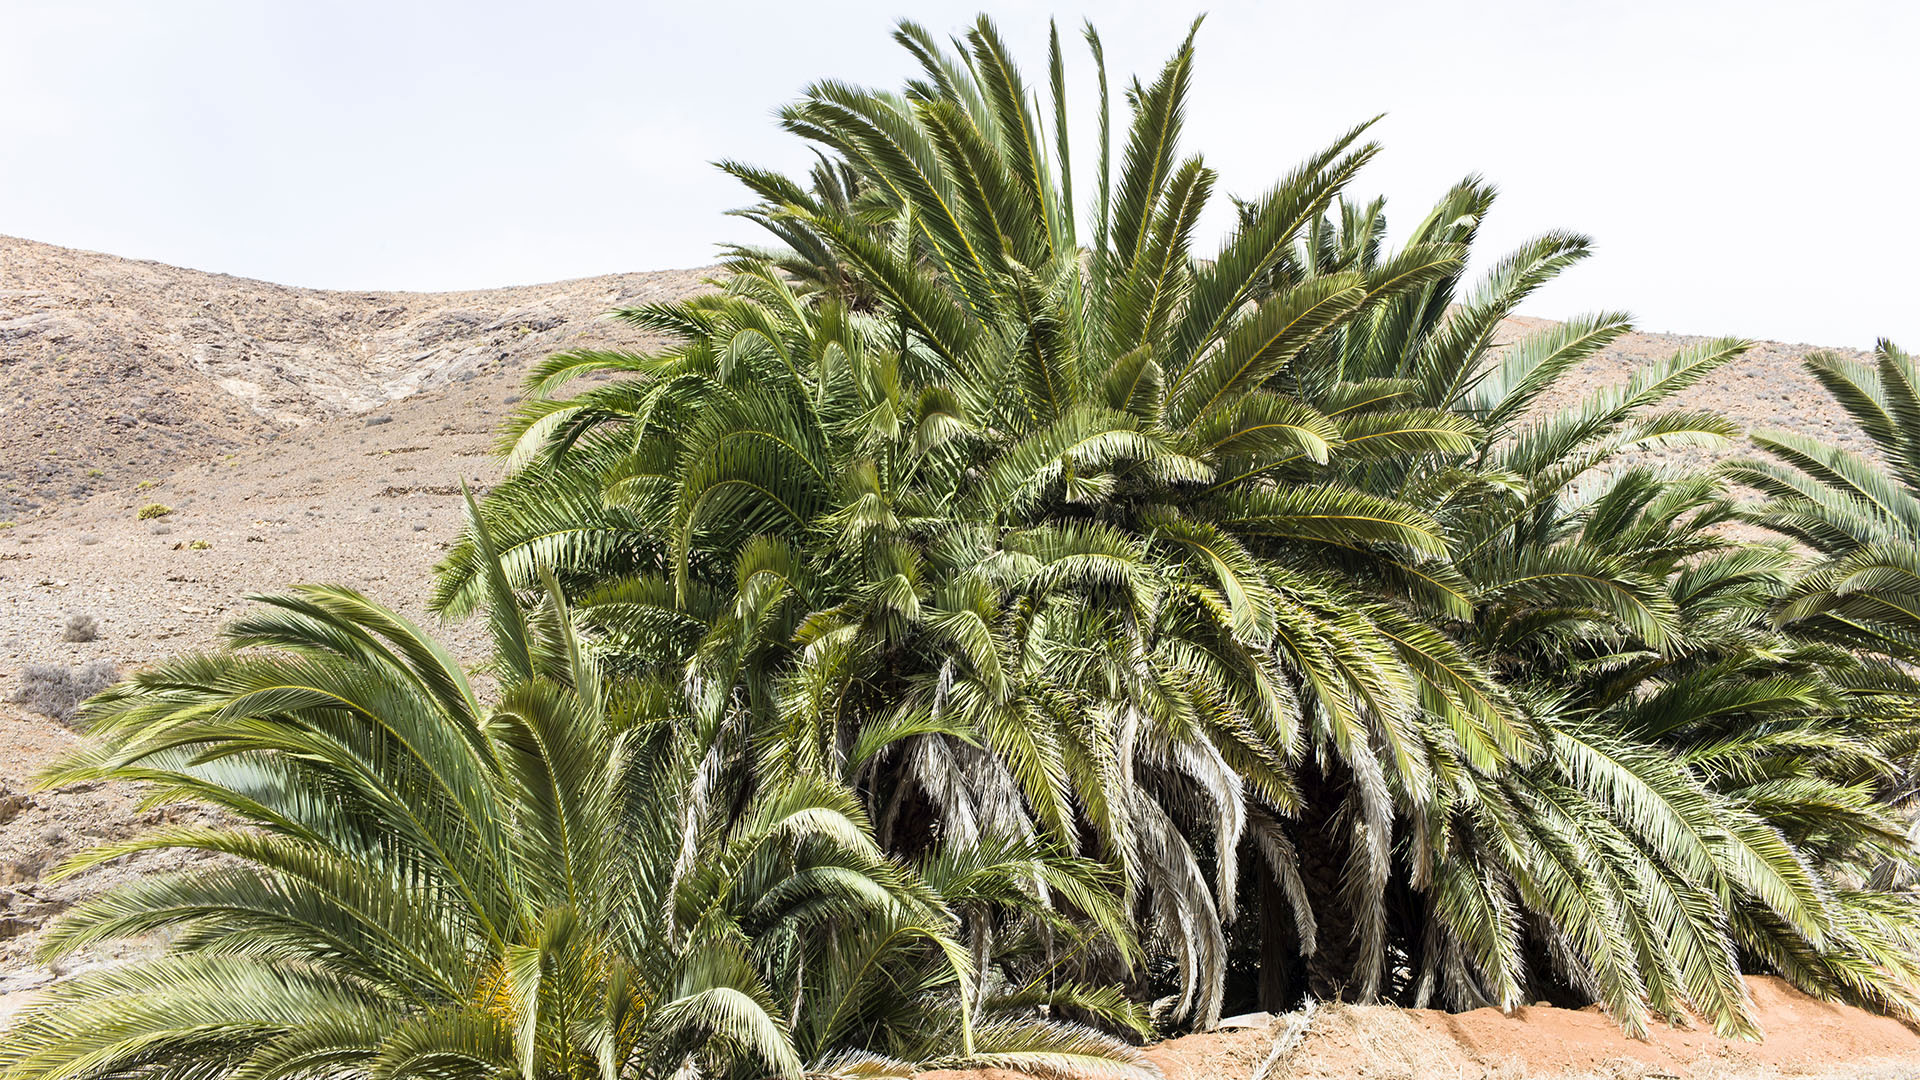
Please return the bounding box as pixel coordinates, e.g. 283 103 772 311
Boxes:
1 237 714 990
0 234 712 519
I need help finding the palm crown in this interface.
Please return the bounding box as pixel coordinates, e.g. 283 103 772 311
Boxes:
435 13 1920 1038
0 513 1151 1080
1728 341 1920 664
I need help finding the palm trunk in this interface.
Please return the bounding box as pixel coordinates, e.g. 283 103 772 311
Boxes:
1256 863 1304 1011
1295 764 1357 1001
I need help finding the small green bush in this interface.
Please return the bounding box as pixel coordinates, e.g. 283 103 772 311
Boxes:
137 503 172 520
187 539 212 551
136 479 160 491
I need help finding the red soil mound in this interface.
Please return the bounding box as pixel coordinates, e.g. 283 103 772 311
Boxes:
1384 976 1920 1078
932 977 1920 1080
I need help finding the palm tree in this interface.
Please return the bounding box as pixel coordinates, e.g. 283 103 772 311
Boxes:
0 513 1149 1080
1723 338 1920 887
1725 340 1920 664
438 12 1920 1039
443 21 1488 1025
720 154 887 310
1270 194 1920 1029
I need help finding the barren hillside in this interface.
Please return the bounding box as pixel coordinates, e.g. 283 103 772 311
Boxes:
0 236 714 989
0 234 712 519
0 236 1904 1075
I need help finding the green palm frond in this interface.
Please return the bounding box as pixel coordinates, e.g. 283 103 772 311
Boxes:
374 10 1920 1047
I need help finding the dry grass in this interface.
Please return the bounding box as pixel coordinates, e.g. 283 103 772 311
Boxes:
9 660 119 724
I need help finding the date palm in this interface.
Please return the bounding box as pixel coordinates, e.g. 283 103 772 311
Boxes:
1725 340 1920 664
0 514 1149 1080
1276 194 1920 1029
707 15 1890 1037
1724 340 1920 883
442 16 1500 1028
437 11 1920 1041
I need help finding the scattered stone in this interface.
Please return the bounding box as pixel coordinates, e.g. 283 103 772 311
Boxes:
0 786 31 827
1 851 50 886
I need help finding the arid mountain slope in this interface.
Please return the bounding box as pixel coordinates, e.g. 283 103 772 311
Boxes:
1 237 714 988
0 234 711 519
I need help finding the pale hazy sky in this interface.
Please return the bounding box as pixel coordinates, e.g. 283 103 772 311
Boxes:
4 1 1915 347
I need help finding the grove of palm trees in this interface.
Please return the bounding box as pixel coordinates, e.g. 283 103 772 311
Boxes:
6 15 1920 1080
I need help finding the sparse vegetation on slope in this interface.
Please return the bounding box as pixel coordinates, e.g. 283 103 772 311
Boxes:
0 234 705 520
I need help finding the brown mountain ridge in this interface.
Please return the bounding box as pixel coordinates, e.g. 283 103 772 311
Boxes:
0 233 713 519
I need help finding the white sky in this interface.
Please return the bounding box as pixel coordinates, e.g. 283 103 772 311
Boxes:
4 1 1915 348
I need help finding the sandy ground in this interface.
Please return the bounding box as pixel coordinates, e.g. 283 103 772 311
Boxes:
922 978 1920 1080
1156 975 1920 1079
0 237 1910 1075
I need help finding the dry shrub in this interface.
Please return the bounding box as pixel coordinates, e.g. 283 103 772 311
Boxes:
10 659 120 725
